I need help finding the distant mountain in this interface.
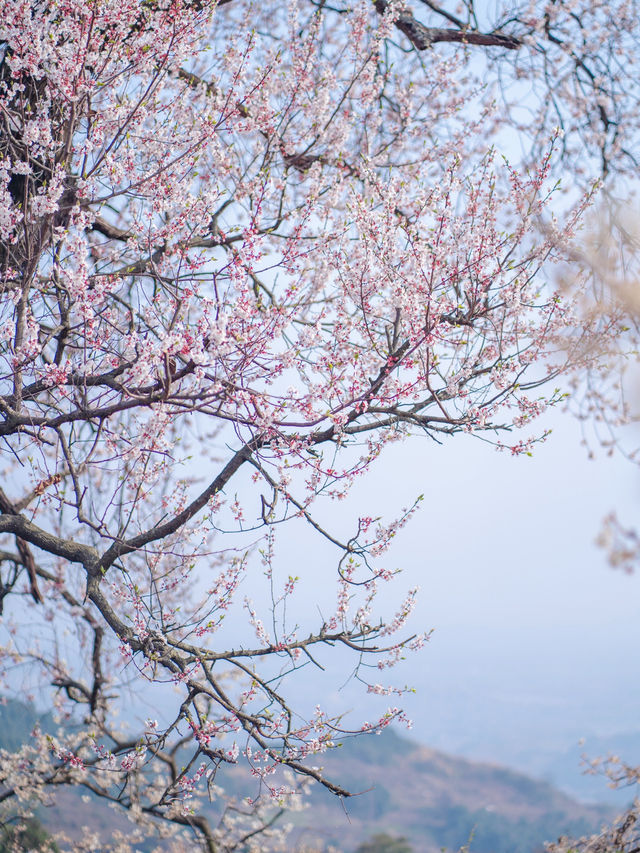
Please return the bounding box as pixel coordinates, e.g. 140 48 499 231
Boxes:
0 697 55 751
539 732 640 805
284 729 613 853
0 700 614 852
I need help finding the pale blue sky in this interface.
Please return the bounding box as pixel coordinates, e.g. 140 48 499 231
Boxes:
254 404 640 794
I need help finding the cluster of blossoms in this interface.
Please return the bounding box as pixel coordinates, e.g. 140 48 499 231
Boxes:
0 0 639 848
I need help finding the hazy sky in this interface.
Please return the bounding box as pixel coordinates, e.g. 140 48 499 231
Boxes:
260 403 640 785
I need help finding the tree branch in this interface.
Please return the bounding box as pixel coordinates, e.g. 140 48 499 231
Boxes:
375 0 521 50
99 439 261 570
0 494 100 574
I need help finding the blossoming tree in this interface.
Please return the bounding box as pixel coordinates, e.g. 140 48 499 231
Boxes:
0 0 638 849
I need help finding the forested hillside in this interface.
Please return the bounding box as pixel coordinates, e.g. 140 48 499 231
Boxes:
0 702 613 852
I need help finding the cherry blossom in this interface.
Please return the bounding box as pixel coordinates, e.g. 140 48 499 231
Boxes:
1 0 638 848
